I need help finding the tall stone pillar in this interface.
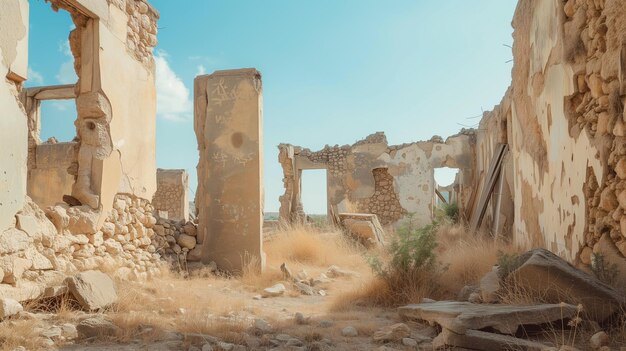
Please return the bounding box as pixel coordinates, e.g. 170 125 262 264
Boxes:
194 69 264 273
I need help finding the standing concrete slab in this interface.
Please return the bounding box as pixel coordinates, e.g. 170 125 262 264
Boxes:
194 69 264 273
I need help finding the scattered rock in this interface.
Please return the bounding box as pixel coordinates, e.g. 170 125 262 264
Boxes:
41 326 62 339
294 281 315 295
66 270 118 310
319 320 335 328
342 326 358 337
402 337 418 347
202 344 213 351
217 342 234 351
373 323 410 342
61 323 78 339
326 265 355 278
294 312 309 325
76 316 120 338
590 331 609 349
0 298 23 319
254 318 272 333
262 283 286 297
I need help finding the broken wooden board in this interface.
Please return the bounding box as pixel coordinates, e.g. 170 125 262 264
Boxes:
398 301 577 335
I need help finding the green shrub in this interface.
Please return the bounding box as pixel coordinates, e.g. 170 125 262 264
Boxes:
496 250 519 278
441 202 459 222
369 214 439 277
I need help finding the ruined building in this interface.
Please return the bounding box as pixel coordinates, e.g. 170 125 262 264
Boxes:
0 0 164 299
278 132 474 228
279 0 626 280
2 0 626 298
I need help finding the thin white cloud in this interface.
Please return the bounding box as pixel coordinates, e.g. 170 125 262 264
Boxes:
56 40 77 84
28 68 44 85
196 64 206 76
155 51 192 122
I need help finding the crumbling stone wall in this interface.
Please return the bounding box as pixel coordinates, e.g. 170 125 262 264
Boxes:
0 0 167 300
475 0 626 275
152 169 189 222
279 131 475 227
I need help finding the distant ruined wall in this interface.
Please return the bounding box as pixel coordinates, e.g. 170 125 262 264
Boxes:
152 169 189 222
477 0 626 276
279 132 475 227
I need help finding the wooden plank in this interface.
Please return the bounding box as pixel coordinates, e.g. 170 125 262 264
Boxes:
469 144 508 231
26 84 76 100
435 188 448 205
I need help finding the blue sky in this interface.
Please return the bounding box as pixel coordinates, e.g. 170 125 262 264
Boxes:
27 0 516 214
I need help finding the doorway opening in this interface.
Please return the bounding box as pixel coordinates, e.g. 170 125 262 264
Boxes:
433 167 460 208
300 169 328 224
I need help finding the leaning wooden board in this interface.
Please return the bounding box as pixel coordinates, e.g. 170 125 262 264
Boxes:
469 144 508 231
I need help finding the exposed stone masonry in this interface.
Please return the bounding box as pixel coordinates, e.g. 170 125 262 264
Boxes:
355 168 405 225
123 0 159 67
561 0 626 262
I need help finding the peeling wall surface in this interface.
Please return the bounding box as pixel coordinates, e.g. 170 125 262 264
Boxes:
279 132 475 227
476 0 626 273
0 0 29 231
152 169 189 222
194 69 264 272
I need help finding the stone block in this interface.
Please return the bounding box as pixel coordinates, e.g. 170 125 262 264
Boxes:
194 69 264 272
65 270 118 311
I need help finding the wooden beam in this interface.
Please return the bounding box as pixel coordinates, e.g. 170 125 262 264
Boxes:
26 84 76 100
435 188 448 204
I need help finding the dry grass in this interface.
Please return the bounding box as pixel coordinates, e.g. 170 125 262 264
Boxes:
264 223 362 268
0 319 48 351
331 222 528 308
330 268 441 310
437 224 521 297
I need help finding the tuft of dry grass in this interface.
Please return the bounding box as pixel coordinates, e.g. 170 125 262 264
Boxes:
437 225 520 297
264 223 362 268
0 320 48 351
330 268 441 310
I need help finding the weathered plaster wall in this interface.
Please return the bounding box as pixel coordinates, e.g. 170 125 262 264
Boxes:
194 69 264 273
39 0 158 233
279 132 475 227
475 0 626 273
0 0 29 231
152 169 189 222
27 142 78 209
